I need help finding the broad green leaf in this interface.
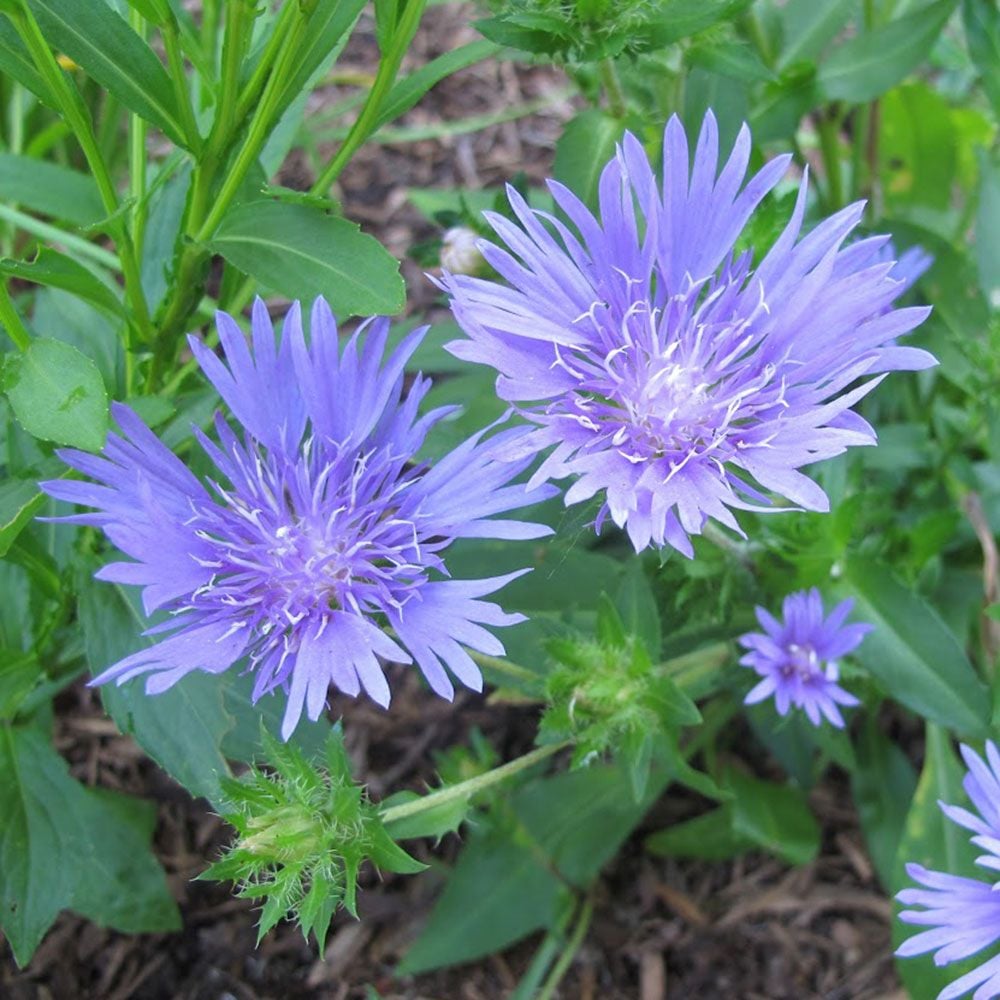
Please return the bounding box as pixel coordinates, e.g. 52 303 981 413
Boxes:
727 768 820 865
399 827 568 974
638 0 754 49
3 337 109 451
26 0 190 146
79 578 234 806
974 149 1000 308
777 0 856 70
963 0 1000 118
375 40 501 131
553 109 625 213
0 18 56 107
0 723 80 965
512 762 670 886
207 201 405 317
31 287 121 395
842 555 990 737
892 725 982 999
852 720 917 889
0 479 46 559
69 786 180 933
0 653 40 719
879 83 957 212
818 0 958 103
140 161 190 314
0 722 178 967
0 249 125 318
687 39 775 82
645 806 753 861
0 155 102 226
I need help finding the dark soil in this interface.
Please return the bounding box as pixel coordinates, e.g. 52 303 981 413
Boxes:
1 6 904 998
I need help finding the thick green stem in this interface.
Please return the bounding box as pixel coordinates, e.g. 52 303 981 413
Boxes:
128 9 148 249
11 5 153 343
379 741 569 825
598 58 627 119
311 0 428 194
0 281 31 351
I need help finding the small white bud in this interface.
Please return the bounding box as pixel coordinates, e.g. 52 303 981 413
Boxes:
440 227 485 275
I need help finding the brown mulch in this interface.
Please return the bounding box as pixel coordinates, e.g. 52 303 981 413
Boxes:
1 5 903 998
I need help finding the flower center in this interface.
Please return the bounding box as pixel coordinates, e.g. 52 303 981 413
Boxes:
782 642 821 682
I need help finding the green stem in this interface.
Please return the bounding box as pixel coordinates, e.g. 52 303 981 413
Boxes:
128 8 148 250
536 890 595 1000
0 281 30 351
11 4 154 343
311 0 428 194
469 650 539 684
0 204 121 270
163 18 202 153
195 11 312 242
379 742 569 825
233 2 298 125
598 58 627 119
817 109 845 212
209 0 254 155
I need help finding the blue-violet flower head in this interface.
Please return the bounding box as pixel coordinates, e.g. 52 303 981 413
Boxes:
738 588 870 728
897 742 1000 1000
442 111 936 555
42 299 554 739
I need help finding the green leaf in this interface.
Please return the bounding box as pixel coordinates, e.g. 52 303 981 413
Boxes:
974 149 1000 307
0 653 41 719
841 555 990 737
637 0 754 49
615 562 661 659
892 725 982 1000
0 154 103 226
0 249 125 318
69 786 180 933
78 578 234 806
963 0 1000 118
3 337 109 451
817 0 958 103
26 0 191 147
375 40 500 131
726 768 820 866
399 827 568 974
268 0 366 124
645 806 754 861
777 0 856 70
553 109 625 213
140 160 190 315
0 723 80 965
852 720 917 889
0 722 177 967
207 201 405 317
381 789 469 841
0 479 46 559
0 18 56 107
879 82 957 212
687 39 775 82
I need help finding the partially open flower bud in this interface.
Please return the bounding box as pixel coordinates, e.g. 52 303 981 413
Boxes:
440 226 486 275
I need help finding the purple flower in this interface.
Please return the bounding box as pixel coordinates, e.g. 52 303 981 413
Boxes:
897 742 1000 1000
876 240 934 295
43 299 554 739
737 588 870 727
442 112 936 555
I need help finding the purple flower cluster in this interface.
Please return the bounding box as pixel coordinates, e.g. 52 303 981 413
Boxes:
738 588 870 728
43 300 553 738
898 742 1000 999
443 112 934 555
